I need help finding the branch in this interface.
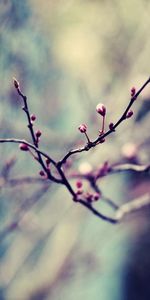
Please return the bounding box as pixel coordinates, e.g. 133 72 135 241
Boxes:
111 163 150 173
0 78 149 226
0 138 62 183
77 193 150 223
59 77 150 165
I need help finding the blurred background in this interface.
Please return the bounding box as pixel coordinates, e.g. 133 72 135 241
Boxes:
0 0 150 299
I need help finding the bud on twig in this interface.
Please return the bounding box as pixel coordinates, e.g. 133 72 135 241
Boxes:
19 143 29 151
76 180 83 189
131 87 136 97
109 122 115 131
13 78 19 89
96 103 106 117
78 124 87 133
30 114 36 122
36 130 42 138
93 193 100 201
39 170 45 177
126 110 133 119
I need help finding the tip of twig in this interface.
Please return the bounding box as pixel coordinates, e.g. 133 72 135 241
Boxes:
13 77 20 89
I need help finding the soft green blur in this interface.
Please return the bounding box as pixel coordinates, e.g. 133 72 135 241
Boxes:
0 1 150 300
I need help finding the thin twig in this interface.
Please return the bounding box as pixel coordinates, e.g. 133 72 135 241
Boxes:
59 77 150 165
111 163 150 173
0 138 62 184
77 193 150 223
0 78 149 225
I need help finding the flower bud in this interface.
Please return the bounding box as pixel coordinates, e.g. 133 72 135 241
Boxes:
19 143 29 151
96 103 106 116
76 189 83 195
131 87 136 97
39 170 45 177
126 110 133 118
93 193 100 201
78 124 87 133
99 138 105 143
109 122 114 131
36 130 42 138
76 180 83 189
30 114 36 121
45 158 51 166
13 78 19 89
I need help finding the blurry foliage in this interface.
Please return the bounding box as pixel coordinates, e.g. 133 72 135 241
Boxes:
0 0 150 300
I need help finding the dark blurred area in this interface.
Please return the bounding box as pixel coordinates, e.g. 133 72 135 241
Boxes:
0 0 150 299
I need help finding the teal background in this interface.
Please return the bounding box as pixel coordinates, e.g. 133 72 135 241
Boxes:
0 1 150 299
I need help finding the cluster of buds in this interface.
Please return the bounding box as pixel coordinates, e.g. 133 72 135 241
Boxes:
76 180 83 195
78 102 107 142
85 192 100 203
75 179 101 203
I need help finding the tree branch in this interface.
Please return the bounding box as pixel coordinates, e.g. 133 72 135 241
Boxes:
77 193 150 223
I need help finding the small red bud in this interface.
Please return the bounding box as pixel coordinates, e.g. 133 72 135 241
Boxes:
13 78 19 89
96 103 106 117
30 114 36 121
45 158 50 166
19 143 29 151
39 170 45 177
109 122 115 131
126 110 133 118
76 189 83 195
99 138 105 143
86 193 93 203
36 130 42 138
76 180 83 189
78 124 87 133
93 193 100 201
131 87 136 97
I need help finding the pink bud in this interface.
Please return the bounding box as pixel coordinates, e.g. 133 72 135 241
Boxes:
19 143 29 151
96 103 106 116
36 130 42 138
109 122 114 131
78 124 87 133
45 158 50 166
86 193 93 203
131 87 136 97
76 189 83 195
30 114 36 121
76 180 83 189
99 138 105 143
13 78 19 89
93 193 100 201
126 110 133 118
39 170 45 177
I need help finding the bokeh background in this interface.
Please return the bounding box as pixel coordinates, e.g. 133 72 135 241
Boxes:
0 0 150 299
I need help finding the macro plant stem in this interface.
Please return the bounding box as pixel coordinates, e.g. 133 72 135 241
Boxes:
59 77 150 165
0 77 150 224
